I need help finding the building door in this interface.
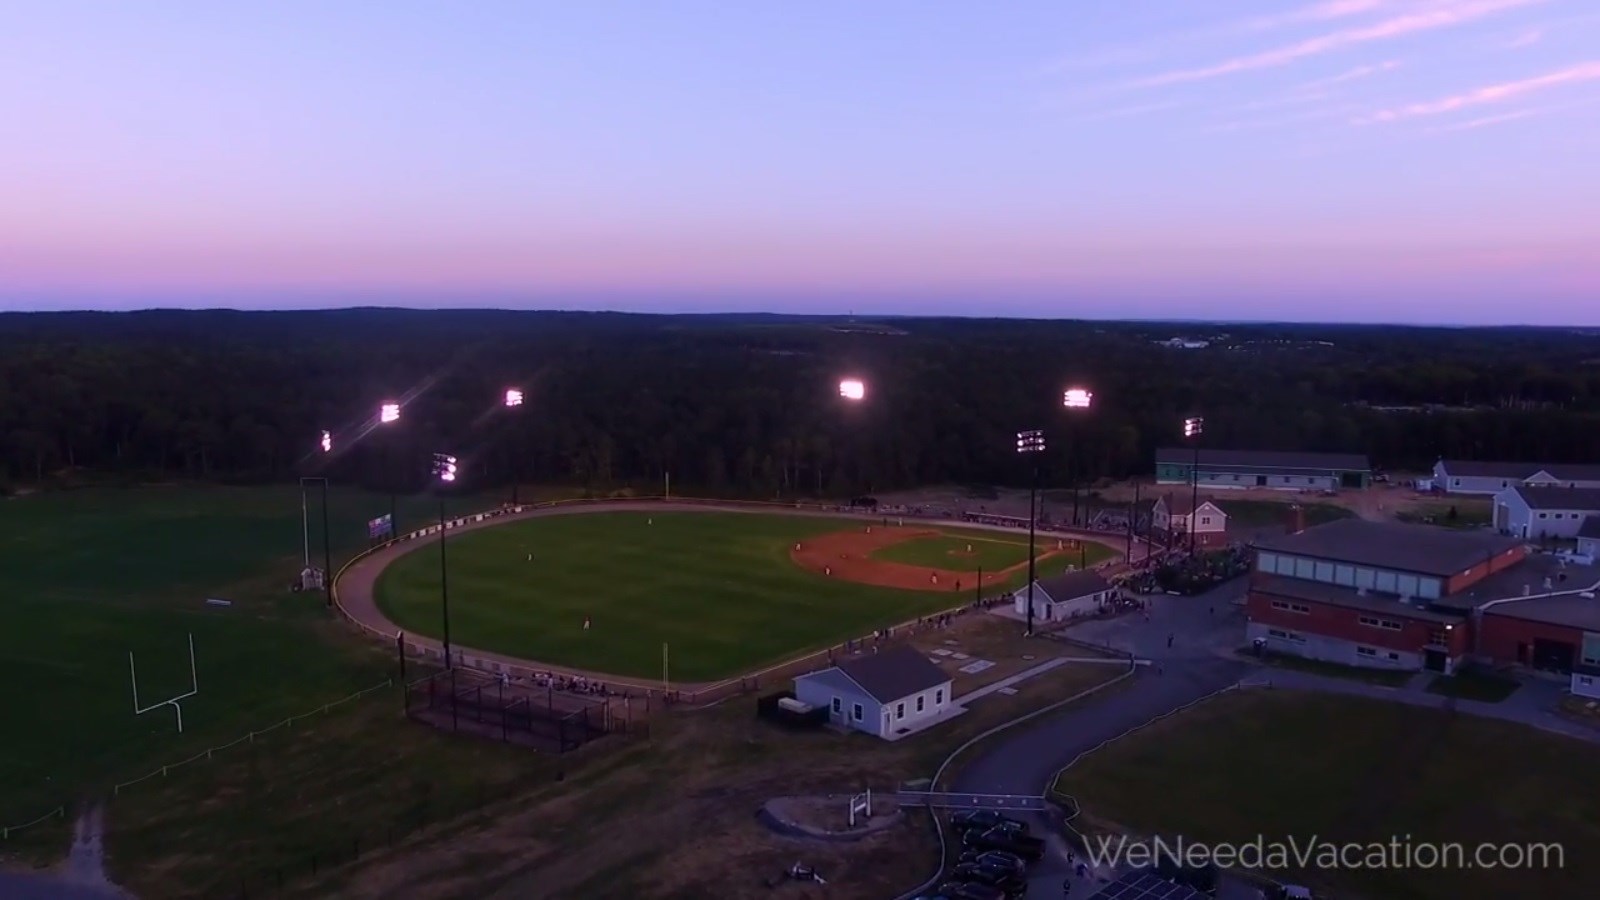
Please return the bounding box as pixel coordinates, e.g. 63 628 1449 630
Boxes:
1255 476 1267 487
1424 649 1446 672
1516 642 1529 665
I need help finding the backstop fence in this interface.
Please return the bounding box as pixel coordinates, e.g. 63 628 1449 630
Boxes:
402 668 640 751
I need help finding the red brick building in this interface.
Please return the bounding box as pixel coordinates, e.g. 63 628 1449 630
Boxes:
1246 519 1531 674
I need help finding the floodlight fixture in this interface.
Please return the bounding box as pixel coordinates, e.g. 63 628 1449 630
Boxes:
1184 416 1204 438
1016 429 1045 454
319 430 333 453
838 378 866 401
504 388 524 408
380 403 401 424
432 452 458 483
1063 388 1093 410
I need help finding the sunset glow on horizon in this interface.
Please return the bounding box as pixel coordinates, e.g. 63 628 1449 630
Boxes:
2 1 1597 324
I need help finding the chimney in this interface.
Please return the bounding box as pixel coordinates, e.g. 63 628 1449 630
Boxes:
1287 504 1306 535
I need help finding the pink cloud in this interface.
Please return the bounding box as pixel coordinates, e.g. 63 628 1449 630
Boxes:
1364 60 1600 121
1132 0 1546 87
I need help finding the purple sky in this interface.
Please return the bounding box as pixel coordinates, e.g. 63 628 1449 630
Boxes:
2 1 1597 323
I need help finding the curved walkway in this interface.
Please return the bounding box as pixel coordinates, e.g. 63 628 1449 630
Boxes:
333 498 1148 697
902 579 1600 898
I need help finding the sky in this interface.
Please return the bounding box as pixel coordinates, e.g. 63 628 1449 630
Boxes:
1 0 1597 324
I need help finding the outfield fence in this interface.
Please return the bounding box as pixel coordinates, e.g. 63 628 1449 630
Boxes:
331 495 1147 708
0 678 394 844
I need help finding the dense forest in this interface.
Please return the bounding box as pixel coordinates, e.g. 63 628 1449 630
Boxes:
3 310 1600 496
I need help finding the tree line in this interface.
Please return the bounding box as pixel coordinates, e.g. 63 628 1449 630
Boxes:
2 310 1599 496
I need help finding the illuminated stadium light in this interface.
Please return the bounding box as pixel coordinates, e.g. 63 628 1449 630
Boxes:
380 403 401 423
838 379 866 401
1016 429 1045 454
504 388 524 408
432 452 458 483
319 430 332 453
1184 416 1204 438
1062 388 1093 409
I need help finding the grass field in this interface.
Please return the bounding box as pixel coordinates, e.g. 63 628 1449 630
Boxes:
375 511 1001 682
1216 498 1355 527
1056 690 1600 899
0 485 505 834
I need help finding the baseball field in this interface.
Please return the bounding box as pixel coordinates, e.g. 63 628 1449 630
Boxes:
373 509 1117 682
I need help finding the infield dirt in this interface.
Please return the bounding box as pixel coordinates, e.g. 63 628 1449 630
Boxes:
789 524 1113 592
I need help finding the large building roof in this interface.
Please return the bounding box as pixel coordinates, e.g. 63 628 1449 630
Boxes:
1253 519 1523 578
1154 447 1370 472
1441 459 1600 481
832 644 950 703
1510 485 1600 511
1482 588 1600 632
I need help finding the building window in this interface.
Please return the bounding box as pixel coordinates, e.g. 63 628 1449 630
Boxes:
832 697 841 713
1257 552 1279 574
1396 574 1419 597
1419 578 1442 599
1428 629 1448 645
1356 647 1377 657
1581 634 1600 668
916 695 925 713
1374 570 1398 593
1267 629 1305 642
852 703 863 721
1387 652 1400 661
935 689 944 704
1294 558 1315 579
1200 515 1212 525
896 702 905 720
1452 478 1461 486
1354 568 1376 589
1538 512 1548 519
1334 565 1355 586
1270 600 1311 614
1359 615 1403 631
1313 561 1334 583
1580 676 1594 687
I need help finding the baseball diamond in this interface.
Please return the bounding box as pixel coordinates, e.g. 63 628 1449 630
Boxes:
337 501 1126 686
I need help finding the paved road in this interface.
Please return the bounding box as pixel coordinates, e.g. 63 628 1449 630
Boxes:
0 871 126 900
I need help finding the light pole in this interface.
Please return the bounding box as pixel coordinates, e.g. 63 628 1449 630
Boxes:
379 402 402 535
503 388 524 505
1184 416 1204 554
1016 429 1045 635
431 451 458 669
1062 388 1093 526
299 475 334 606
838 378 867 495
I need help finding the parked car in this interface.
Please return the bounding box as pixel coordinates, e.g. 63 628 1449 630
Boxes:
936 881 1007 900
950 863 1027 898
961 826 1044 861
950 810 1027 834
956 849 1027 876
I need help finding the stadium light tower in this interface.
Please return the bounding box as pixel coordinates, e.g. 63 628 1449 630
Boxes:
1016 429 1046 636
319 430 333 454
1184 416 1205 554
838 378 866 402
503 388 525 504
1061 387 1094 525
380 403 401 424
378 402 403 534
431 452 458 668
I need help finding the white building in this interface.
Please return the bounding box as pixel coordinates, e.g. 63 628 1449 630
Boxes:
792 644 953 740
1151 494 1230 548
1492 486 1600 540
1434 459 1600 496
1578 517 1600 560
1013 570 1116 623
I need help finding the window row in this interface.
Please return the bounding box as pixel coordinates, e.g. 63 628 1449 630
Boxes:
1257 552 1442 599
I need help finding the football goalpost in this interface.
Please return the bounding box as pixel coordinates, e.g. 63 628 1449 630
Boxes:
848 788 872 827
129 633 199 734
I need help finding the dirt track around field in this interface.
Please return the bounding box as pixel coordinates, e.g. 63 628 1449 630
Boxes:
789 524 1102 592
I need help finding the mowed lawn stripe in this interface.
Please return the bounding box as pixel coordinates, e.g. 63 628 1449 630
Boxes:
376 511 962 681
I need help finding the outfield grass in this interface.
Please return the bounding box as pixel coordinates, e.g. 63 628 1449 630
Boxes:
375 511 977 682
1055 690 1600 900
869 533 1033 571
0 485 497 830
